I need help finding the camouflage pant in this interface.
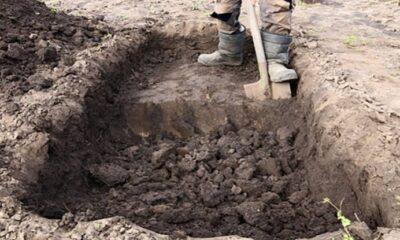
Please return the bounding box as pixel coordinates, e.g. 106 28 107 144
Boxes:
212 0 292 35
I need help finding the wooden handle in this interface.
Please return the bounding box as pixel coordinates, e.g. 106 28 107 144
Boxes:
247 0 267 66
247 0 270 91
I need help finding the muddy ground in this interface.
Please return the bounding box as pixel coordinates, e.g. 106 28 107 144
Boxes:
0 0 400 239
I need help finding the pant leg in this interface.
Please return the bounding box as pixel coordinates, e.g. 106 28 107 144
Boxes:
211 0 242 34
260 0 292 35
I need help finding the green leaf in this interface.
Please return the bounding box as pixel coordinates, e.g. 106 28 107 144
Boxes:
337 211 351 227
341 217 351 227
342 233 354 240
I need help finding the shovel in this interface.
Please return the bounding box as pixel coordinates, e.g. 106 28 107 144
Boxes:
243 0 292 100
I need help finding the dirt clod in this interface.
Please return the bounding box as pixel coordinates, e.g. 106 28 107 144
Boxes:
88 164 129 187
26 121 340 239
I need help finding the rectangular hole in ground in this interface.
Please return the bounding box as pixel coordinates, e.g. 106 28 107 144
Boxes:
20 30 344 240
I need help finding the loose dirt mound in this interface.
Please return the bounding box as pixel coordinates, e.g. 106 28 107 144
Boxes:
24 123 340 240
0 0 110 99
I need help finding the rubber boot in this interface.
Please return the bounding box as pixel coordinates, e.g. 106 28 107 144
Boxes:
261 31 298 82
198 28 246 66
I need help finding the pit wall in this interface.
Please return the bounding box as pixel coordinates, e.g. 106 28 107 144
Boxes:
293 43 400 227
0 27 149 198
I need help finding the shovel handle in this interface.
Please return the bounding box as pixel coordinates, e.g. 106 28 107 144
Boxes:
247 0 270 92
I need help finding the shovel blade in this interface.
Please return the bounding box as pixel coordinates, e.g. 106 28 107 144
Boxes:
244 80 268 101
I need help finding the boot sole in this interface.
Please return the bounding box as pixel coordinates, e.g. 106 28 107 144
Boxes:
197 59 243 67
270 76 298 83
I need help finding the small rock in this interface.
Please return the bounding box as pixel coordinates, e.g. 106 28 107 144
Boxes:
142 191 173 205
236 201 265 225
12 213 22 221
37 46 58 62
349 221 373 240
73 30 85 46
62 55 76 66
196 165 206 178
261 192 280 204
4 103 19 114
235 161 255 180
134 207 151 217
59 212 76 229
231 185 242 195
276 127 295 145
0 41 7 50
6 43 27 60
151 204 171 214
27 74 53 89
88 163 129 187
176 146 190 157
5 74 19 82
0 68 12 77
257 158 281 176
63 27 77 37
123 145 140 158
29 33 38 40
213 172 224 183
288 190 308 204
95 15 105 21
305 41 318 49
271 180 288 194
178 155 196 172
151 143 176 168
200 181 224 207
37 39 49 48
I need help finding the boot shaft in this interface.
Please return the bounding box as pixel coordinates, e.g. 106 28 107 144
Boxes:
261 31 292 65
218 28 246 57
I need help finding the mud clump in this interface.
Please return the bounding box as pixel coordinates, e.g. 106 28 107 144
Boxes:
27 123 340 239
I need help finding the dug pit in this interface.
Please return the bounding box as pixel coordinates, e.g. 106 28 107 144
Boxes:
21 30 343 239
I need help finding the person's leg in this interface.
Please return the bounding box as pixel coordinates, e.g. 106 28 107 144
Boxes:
212 0 242 34
198 0 246 66
260 0 298 82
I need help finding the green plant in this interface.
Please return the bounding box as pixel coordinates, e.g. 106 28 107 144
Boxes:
323 198 354 240
49 7 57 14
120 15 129 20
343 34 368 49
343 34 358 48
48 0 60 13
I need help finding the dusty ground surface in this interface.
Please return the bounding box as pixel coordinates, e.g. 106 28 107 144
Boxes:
292 0 400 228
0 0 399 239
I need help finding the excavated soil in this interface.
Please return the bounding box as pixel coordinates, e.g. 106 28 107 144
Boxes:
20 32 341 240
0 0 111 100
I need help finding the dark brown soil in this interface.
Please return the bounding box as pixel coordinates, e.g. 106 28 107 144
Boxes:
24 122 340 240
13 22 341 239
0 0 111 99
